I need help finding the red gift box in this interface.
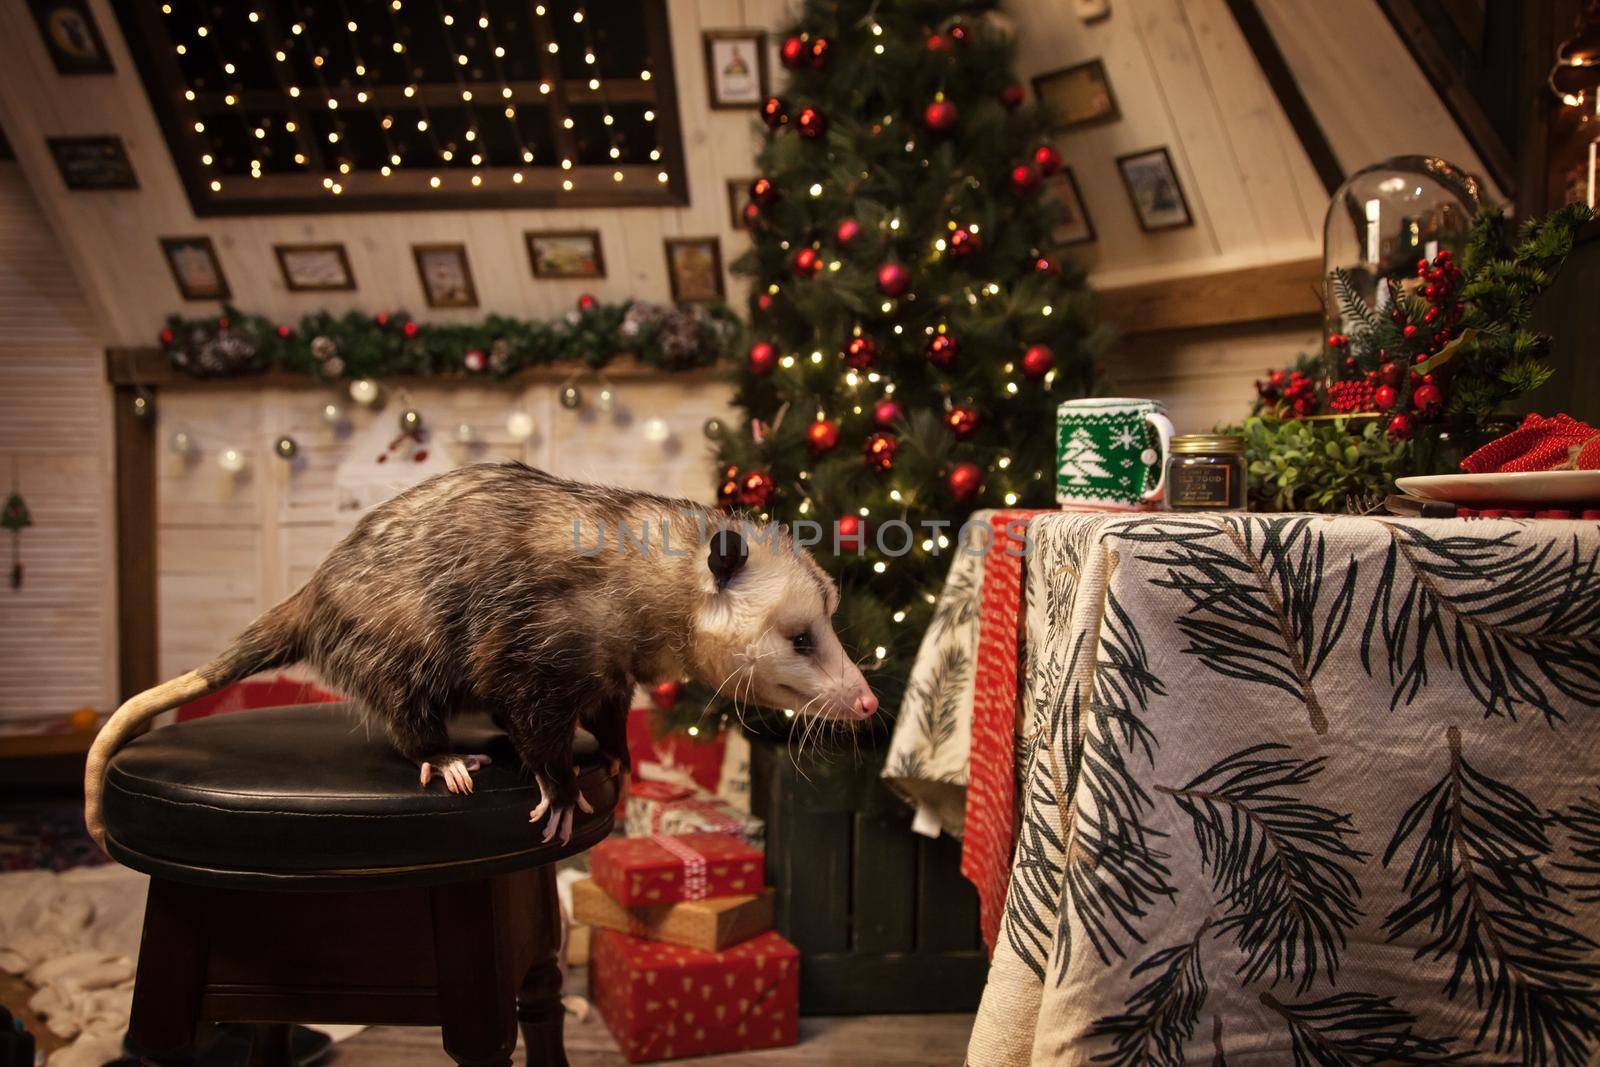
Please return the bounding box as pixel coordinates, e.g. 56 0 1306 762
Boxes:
590 929 799 1063
591 832 764 906
624 780 764 847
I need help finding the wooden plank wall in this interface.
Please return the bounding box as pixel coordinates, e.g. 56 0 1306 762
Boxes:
0 162 117 728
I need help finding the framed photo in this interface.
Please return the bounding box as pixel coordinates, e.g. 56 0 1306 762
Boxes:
525 230 605 279
1116 147 1194 232
274 243 355 292
28 0 113 75
726 178 754 229
703 30 768 109
47 136 137 190
663 237 725 303
159 236 230 301
1041 167 1096 246
412 243 478 308
1032 59 1120 131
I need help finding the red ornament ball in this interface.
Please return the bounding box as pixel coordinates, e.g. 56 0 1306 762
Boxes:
1032 144 1063 175
845 335 878 369
1020 344 1054 380
876 261 911 297
793 247 823 278
1387 414 1414 440
923 100 960 135
1374 384 1398 410
946 227 981 259
275 324 292 339
577 293 598 312
402 321 421 340
805 419 840 454
836 514 864 551
947 463 982 502
946 405 980 440
1328 333 1349 349
742 202 763 230
1010 163 1041 195
779 35 806 68
926 333 958 369
760 96 788 129
1411 383 1443 415
872 399 903 427
1402 324 1419 339
159 328 174 345
948 22 969 43
374 311 390 326
834 218 861 247
747 341 778 375
1032 255 1060 275
739 469 776 509
463 348 487 373
807 36 830 67
864 432 898 472
217 317 230 330
926 32 953 52
796 106 827 139
749 176 777 205
756 293 774 312
999 83 1026 110
649 680 683 710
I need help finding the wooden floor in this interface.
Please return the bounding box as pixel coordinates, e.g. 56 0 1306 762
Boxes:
333 1008 974 1065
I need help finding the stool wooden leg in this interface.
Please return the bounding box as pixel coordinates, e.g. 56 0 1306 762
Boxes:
517 866 568 1067
245 1023 293 1067
431 879 517 1067
127 879 208 1066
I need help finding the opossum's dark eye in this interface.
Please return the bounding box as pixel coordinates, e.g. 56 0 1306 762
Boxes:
790 630 815 657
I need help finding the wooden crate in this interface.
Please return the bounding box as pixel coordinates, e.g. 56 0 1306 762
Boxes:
748 739 988 1015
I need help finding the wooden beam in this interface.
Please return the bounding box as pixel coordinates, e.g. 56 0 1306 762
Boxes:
105 350 731 390
1096 257 1325 336
114 385 159 702
1223 0 1345 194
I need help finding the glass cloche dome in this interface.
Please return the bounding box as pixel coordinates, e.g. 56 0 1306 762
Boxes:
1322 156 1487 336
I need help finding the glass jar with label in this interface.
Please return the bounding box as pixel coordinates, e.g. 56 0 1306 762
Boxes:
1166 434 1247 512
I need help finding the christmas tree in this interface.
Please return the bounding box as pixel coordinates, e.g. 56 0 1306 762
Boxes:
677 0 1109 730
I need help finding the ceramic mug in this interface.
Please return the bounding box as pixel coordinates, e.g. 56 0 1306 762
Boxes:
1055 398 1175 509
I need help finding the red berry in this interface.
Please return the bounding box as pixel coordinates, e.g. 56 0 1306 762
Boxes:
159 328 174 345
1378 361 1402 387
1328 333 1348 348
402 321 420 339
1387 414 1414 439
926 32 952 52
1032 255 1060 275
375 311 390 326
577 293 598 311
1374 384 1397 409
742 202 762 229
276 324 292 338
217 317 230 330
650 680 683 710
1411 383 1443 414
1403 324 1419 339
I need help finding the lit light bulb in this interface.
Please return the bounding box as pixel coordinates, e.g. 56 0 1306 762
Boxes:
349 379 380 405
506 411 535 440
217 447 247 474
642 417 671 444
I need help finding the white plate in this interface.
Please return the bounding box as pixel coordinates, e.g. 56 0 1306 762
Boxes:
1396 469 1600 505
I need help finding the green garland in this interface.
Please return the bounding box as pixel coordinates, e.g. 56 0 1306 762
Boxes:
159 300 740 381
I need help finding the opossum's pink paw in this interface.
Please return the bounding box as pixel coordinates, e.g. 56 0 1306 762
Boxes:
529 774 586 845
418 753 491 795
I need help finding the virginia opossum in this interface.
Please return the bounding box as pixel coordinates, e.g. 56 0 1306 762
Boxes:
84 462 876 848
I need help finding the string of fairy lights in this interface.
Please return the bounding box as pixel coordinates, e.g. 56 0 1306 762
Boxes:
159 1 670 195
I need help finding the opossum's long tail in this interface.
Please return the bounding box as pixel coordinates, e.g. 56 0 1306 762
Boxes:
84 588 311 850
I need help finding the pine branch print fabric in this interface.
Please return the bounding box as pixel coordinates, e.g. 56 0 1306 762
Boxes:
966 514 1600 1066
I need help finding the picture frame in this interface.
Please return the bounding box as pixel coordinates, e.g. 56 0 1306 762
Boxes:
1032 58 1120 131
159 236 230 301
525 230 606 279
47 136 137 190
703 29 768 109
274 243 356 292
1116 147 1194 232
28 0 113 75
1041 166 1096 246
412 243 478 308
726 178 755 230
663 237 725 303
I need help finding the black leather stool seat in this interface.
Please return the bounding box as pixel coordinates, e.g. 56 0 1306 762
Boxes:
102 703 617 889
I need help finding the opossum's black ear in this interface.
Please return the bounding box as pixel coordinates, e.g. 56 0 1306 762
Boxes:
708 530 747 590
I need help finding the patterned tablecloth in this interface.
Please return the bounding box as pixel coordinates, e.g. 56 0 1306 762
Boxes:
906 512 1600 1066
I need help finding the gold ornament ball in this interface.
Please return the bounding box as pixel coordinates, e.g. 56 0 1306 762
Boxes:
273 435 299 460
702 417 724 440
559 384 582 410
320 401 345 426
399 408 423 433
131 395 153 419
169 430 195 456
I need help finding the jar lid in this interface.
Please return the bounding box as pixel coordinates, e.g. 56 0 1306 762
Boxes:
1171 433 1245 454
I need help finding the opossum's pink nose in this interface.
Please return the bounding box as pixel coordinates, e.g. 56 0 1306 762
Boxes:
853 692 879 718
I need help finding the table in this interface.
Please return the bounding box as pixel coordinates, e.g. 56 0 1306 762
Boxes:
893 512 1600 1066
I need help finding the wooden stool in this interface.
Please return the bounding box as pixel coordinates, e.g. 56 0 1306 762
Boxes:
100 704 619 1067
